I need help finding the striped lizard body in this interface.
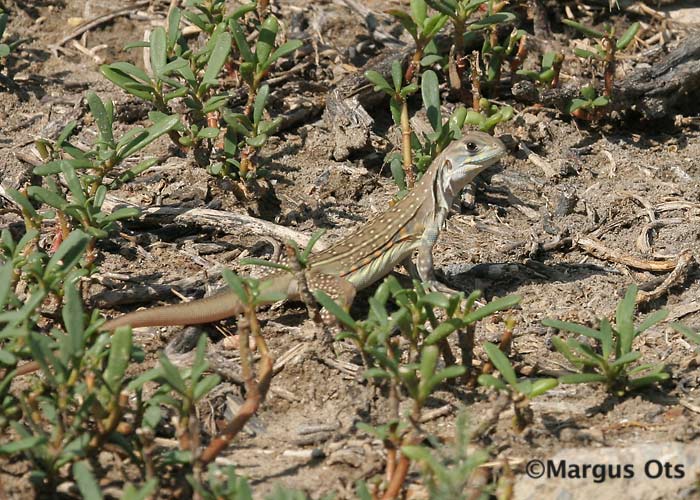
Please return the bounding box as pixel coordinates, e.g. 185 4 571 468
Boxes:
102 131 506 331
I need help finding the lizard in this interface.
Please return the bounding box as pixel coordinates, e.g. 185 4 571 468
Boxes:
100 131 507 331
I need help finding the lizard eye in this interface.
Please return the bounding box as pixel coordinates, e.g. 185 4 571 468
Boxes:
466 142 478 152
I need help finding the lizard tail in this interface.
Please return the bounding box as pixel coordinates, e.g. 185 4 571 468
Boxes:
101 290 244 331
100 272 295 331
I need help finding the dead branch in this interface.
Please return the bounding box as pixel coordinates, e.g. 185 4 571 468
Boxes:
576 237 685 271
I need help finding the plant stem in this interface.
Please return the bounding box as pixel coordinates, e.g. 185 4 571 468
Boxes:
603 36 616 98
400 98 415 189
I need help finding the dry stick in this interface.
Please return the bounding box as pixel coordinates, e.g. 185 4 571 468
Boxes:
102 194 324 250
576 237 681 272
519 141 558 178
636 249 695 304
400 98 415 189
56 1 151 46
470 50 482 111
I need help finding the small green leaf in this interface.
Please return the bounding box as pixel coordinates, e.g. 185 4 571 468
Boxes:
0 261 13 310
197 127 220 139
301 229 326 261
558 373 607 384
103 327 133 395
616 285 637 354
201 31 232 88
159 353 187 395
609 351 641 368
387 10 418 39
562 19 605 39
419 345 439 385
265 39 303 70
483 342 517 386
26 187 67 210
574 47 598 60
422 13 449 38
258 116 282 136
365 70 392 93
469 12 517 31
410 0 428 27
400 444 433 462
86 92 114 145
100 65 154 100
463 295 521 324
419 292 451 309
0 435 47 455
256 15 279 66
399 83 419 98
161 58 189 76
421 54 443 66
364 368 391 379
477 373 507 390
62 280 84 358
122 479 158 500
149 27 167 77
542 318 603 341
73 461 104 500
116 115 179 160
313 290 356 329
231 3 257 19
222 269 249 303
253 84 270 125
424 318 461 345
568 98 589 113
592 95 609 107
389 60 403 92
167 7 181 48
599 318 614 359
245 134 267 148
637 309 669 335
581 85 597 100
194 374 221 400
528 378 558 397
616 22 640 50
100 207 141 224
421 70 441 132
45 230 90 276
230 19 254 63
541 52 556 69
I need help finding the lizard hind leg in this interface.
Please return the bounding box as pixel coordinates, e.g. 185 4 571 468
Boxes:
307 272 357 325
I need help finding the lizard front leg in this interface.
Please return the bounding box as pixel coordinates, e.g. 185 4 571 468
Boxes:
306 271 357 325
416 228 459 295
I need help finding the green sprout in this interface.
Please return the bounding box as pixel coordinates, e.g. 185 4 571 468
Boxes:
365 61 420 188
30 93 178 262
516 51 564 87
564 19 640 116
543 285 669 396
478 341 558 431
387 0 449 83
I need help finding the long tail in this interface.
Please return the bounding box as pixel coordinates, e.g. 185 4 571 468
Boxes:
101 290 243 330
101 273 294 331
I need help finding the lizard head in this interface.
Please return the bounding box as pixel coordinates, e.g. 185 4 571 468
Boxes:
441 131 507 189
430 131 507 209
